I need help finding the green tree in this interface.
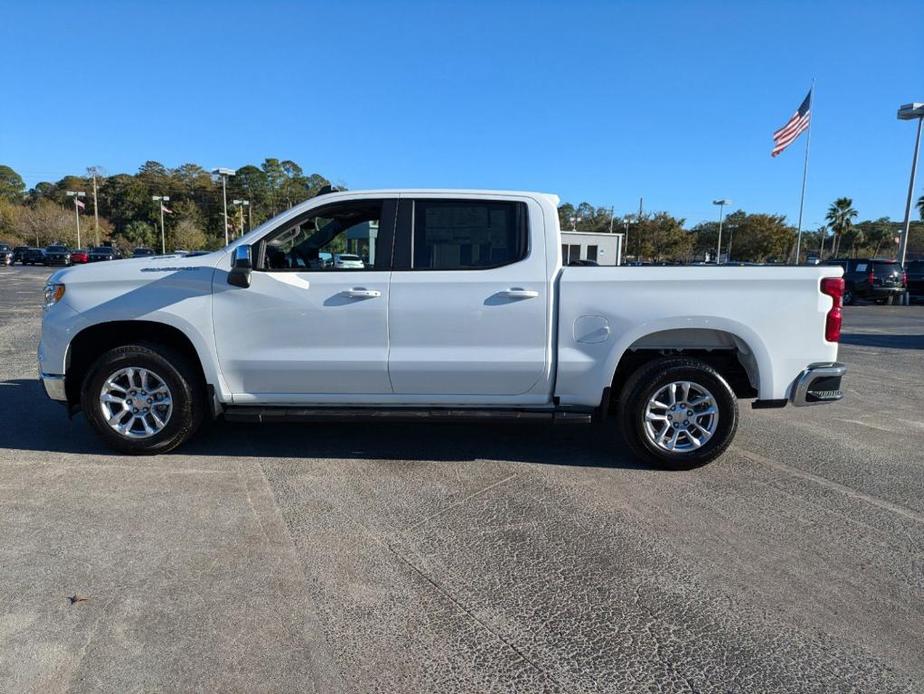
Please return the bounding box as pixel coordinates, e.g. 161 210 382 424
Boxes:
120 220 158 250
0 165 26 202
634 212 691 262
170 218 207 251
917 194 923 221
825 197 858 258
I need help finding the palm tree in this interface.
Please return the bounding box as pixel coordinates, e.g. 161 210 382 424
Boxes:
825 197 858 258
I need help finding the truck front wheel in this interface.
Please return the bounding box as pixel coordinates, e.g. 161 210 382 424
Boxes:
81 343 204 454
617 357 738 469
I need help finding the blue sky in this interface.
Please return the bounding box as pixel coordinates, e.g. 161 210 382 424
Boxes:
3 0 922 226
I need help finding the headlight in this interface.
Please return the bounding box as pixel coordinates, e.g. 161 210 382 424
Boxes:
43 283 65 308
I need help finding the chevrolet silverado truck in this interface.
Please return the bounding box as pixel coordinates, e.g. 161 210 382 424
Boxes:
38 189 847 468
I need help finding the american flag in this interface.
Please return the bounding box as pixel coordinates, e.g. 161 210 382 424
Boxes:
772 90 811 157
75 198 85 209
162 205 173 214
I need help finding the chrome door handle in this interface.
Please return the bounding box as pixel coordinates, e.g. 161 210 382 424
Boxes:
342 288 381 299
500 288 539 299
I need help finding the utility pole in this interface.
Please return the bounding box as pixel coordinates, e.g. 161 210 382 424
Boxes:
636 197 644 261
608 206 615 233
896 103 923 275
88 166 102 246
212 168 236 245
713 199 731 264
233 199 250 236
65 191 86 248
152 195 170 254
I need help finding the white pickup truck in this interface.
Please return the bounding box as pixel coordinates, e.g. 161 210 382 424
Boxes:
38 189 847 468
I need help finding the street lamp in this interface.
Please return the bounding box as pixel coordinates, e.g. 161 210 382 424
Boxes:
65 191 86 248
897 103 923 281
212 167 236 245
712 199 731 264
232 199 250 236
152 195 170 254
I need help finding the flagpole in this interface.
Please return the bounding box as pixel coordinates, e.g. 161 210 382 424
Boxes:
794 80 814 264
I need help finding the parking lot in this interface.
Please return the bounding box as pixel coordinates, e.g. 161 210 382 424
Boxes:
0 264 922 693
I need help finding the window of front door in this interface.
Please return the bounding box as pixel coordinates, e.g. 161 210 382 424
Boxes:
257 199 393 272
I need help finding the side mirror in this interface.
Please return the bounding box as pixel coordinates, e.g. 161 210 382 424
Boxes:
228 245 252 288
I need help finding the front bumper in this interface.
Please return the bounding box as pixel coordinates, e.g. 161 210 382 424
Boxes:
41 373 67 401
790 362 847 406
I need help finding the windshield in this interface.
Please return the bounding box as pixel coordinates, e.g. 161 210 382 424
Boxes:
47 246 67 252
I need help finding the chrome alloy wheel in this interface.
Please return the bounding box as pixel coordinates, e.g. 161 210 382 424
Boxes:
643 380 719 452
99 367 173 439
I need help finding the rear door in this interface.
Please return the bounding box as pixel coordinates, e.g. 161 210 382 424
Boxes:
387 195 551 401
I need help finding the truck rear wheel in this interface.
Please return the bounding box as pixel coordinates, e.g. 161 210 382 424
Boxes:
81 343 204 454
617 357 738 469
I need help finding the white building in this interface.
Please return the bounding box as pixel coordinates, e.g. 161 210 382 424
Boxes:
560 231 624 266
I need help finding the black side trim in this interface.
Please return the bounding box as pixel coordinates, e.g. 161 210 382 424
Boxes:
751 399 788 409
223 406 592 425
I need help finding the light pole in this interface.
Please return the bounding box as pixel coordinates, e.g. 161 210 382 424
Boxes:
212 167 236 245
65 191 86 248
712 199 731 264
152 195 170 254
232 199 250 236
623 216 631 261
897 103 923 276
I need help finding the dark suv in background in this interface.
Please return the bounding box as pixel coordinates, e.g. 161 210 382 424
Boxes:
44 245 72 265
906 259 924 302
824 258 906 304
88 246 123 262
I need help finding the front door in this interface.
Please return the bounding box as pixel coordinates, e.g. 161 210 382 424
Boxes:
212 197 396 401
387 196 551 400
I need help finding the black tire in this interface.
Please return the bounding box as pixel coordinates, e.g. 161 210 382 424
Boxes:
616 357 738 470
81 343 205 454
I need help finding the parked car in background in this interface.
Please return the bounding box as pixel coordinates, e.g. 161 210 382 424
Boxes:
44 245 72 266
823 258 906 305
88 246 122 262
132 247 156 258
70 249 89 264
12 246 30 264
22 248 47 265
906 259 924 302
0 244 12 265
333 253 364 269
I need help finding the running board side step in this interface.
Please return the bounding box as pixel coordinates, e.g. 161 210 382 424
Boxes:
223 406 593 425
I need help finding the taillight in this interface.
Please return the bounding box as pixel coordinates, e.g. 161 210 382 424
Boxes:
868 271 876 286
902 271 908 287
821 277 843 342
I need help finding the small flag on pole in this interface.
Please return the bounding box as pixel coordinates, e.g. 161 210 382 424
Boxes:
75 199 85 209
772 90 812 157
162 206 173 214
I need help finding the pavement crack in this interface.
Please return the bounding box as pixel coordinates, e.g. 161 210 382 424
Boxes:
402 472 519 533
733 446 924 525
381 537 562 688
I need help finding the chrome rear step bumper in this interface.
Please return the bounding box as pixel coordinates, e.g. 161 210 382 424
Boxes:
790 362 847 406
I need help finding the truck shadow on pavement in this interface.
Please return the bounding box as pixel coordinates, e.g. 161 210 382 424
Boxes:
839 333 924 350
0 378 651 470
